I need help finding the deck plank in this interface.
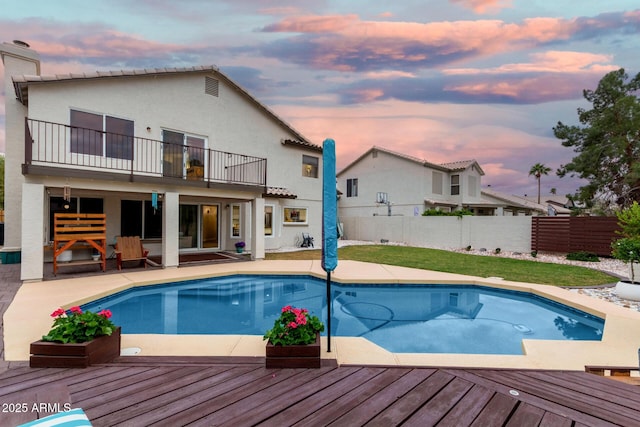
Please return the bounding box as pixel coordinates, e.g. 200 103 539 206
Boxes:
470 392 518 426
196 366 337 425
1 360 640 426
228 366 363 427
475 369 640 425
435 384 495 427
85 366 240 425
291 367 399 426
331 368 436 427
505 402 545 426
143 368 302 426
402 377 474 426
539 411 574 427
445 368 622 427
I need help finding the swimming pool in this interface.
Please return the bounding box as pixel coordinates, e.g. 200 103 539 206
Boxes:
82 274 604 355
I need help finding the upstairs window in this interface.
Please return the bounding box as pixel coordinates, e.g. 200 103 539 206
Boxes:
451 174 460 196
70 110 133 160
347 178 358 197
302 155 318 178
432 171 443 195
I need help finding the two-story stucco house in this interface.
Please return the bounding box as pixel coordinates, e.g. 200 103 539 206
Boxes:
1 41 323 281
337 146 501 217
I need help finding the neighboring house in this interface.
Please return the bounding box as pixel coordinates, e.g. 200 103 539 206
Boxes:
481 190 575 216
521 194 577 216
481 188 545 216
337 146 499 217
1 41 323 281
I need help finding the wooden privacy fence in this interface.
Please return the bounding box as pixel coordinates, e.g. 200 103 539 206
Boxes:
531 216 620 256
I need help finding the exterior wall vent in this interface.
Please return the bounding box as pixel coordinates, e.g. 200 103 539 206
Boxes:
205 77 219 97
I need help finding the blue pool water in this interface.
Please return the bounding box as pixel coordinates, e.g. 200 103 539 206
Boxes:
82 275 604 355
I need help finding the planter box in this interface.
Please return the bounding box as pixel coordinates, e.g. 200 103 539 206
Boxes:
30 327 121 368
265 333 321 368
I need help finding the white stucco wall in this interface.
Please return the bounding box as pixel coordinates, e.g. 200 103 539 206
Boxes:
19 69 322 253
341 216 532 252
0 43 40 251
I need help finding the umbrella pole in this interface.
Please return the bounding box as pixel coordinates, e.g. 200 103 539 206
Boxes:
327 270 331 352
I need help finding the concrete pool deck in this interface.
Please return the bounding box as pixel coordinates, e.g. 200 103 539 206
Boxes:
5 260 640 370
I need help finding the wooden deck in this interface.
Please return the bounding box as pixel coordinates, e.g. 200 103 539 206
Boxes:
2 357 640 426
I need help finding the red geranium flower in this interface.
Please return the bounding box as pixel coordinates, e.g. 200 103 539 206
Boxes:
98 309 112 319
50 308 65 318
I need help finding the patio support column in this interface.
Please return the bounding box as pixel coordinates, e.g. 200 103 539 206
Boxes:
251 197 265 260
162 191 179 268
21 182 45 281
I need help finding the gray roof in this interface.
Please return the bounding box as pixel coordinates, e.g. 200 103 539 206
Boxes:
338 146 483 176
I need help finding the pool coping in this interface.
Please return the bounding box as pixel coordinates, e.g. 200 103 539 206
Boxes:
5 260 640 370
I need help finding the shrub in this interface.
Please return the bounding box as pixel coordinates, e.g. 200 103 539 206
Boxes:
494 248 501 254
566 251 600 262
530 250 538 258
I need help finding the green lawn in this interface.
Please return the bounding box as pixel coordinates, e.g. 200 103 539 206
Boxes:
265 245 617 287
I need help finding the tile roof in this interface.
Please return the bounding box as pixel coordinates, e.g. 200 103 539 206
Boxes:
439 160 476 171
264 187 297 199
281 139 323 152
338 145 484 176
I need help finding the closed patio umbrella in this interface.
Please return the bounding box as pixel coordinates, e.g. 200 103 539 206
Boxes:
322 138 338 352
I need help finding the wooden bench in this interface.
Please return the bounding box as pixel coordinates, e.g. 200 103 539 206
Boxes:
53 213 106 275
115 236 149 270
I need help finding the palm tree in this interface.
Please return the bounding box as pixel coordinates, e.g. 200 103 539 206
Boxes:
529 163 551 204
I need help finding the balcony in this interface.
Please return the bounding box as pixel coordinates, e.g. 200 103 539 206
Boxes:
24 118 267 188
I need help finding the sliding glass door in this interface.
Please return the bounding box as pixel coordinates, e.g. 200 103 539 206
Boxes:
201 205 219 249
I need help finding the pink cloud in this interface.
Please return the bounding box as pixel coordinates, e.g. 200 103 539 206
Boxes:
273 99 580 195
260 11 630 72
450 0 513 14
445 51 616 75
443 73 603 103
263 14 359 33
0 18 192 67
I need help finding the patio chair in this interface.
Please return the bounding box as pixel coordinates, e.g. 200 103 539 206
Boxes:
301 233 314 248
115 236 149 270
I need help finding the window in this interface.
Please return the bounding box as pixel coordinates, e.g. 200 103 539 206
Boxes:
302 155 318 178
451 174 460 196
468 176 477 197
70 110 133 159
231 204 241 238
264 205 274 236
432 171 443 195
284 207 307 224
48 197 103 241
121 200 163 239
347 178 358 197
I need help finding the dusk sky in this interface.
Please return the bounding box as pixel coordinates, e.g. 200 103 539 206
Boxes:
1 0 639 197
